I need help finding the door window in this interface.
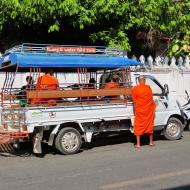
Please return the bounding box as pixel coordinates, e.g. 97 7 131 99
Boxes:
136 76 163 95
145 78 162 95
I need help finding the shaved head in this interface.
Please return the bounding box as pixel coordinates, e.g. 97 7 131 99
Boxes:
138 75 145 83
45 68 54 76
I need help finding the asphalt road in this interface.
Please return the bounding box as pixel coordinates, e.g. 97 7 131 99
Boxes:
0 131 190 190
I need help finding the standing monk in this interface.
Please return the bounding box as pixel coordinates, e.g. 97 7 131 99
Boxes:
132 75 156 148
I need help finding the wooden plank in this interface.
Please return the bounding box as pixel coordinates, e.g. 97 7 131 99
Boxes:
56 99 128 106
27 88 132 99
27 99 128 107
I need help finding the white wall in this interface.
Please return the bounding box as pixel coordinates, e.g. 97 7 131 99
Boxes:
146 69 190 105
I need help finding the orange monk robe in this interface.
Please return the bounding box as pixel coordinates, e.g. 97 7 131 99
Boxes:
35 76 42 90
104 82 119 99
105 82 119 89
31 74 59 105
131 82 156 136
38 74 59 90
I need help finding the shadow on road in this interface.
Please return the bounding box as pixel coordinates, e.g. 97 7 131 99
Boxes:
0 142 56 158
0 132 178 157
82 131 168 150
165 184 190 190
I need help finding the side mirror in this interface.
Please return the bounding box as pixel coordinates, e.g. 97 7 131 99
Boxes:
163 84 169 95
185 90 190 103
185 90 189 99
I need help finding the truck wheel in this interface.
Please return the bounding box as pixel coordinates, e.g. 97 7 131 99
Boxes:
55 127 82 155
163 118 183 140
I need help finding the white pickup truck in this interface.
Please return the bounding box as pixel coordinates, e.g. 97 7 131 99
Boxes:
0 44 186 155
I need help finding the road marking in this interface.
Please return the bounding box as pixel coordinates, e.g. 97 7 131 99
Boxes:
101 168 190 189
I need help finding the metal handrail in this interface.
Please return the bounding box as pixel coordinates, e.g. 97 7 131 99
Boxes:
5 43 126 56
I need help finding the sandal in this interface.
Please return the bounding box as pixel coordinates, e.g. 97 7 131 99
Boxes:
134 144 141 148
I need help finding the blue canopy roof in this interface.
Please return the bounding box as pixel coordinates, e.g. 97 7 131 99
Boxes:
1 52 141 69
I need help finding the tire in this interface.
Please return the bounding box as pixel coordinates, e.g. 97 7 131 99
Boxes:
55 127 82 155
163 118 183 140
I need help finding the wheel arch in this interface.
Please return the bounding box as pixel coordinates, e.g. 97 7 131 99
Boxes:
55 126 82 155
163 115 184 140
59 122 84 134
167 114 185 126
48 122 84 146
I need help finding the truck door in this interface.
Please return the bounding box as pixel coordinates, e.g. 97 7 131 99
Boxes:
136 75 168 127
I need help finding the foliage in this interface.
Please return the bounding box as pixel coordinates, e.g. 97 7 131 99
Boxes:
0 0 190 54
169 32 190 57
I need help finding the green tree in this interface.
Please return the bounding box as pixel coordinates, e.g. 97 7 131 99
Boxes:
0 0 189 55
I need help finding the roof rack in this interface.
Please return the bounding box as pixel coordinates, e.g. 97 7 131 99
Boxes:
5 43 127 56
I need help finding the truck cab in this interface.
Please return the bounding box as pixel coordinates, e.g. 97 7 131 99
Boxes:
100 70 185 140
132 73 185 140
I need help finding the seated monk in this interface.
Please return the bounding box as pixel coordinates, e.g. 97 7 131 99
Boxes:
31 69 59 105
88 78 96 89
36 69 59 90
86 78 96 100
105 75 119 89
18 76 34 107
104 75 120 100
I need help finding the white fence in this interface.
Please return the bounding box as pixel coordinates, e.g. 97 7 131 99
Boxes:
133 55 190 105
137 55 190 71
